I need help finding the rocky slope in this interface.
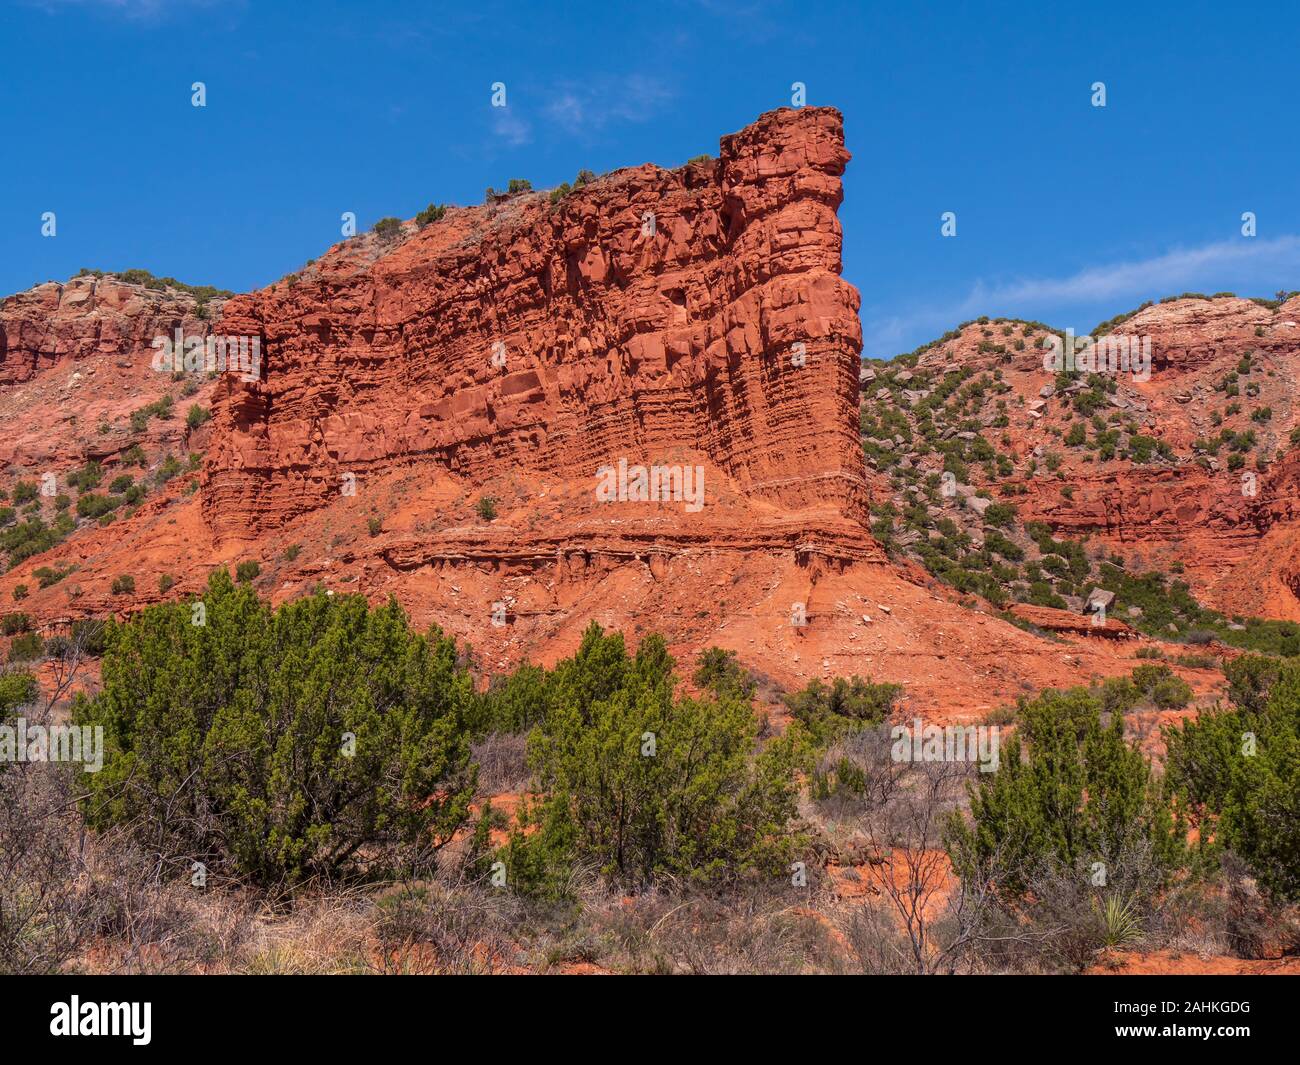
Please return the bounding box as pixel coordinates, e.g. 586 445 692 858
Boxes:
0 272 217 385
0 273 220 473
859 293 1300 628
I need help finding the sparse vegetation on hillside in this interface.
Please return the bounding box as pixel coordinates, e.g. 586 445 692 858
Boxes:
415 203 447 227
857 325 1296 648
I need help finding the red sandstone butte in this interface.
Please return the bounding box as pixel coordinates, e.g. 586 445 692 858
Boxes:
205 106 867 541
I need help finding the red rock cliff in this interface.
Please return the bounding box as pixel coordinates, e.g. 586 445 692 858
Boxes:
205 106 866 541
0 274 212 386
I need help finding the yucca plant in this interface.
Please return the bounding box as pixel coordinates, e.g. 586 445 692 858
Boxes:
1099 894 1144 949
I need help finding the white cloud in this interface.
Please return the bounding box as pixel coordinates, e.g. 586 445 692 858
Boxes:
543 75 674 136
29 0 235 19
490 107 533 147
485 74 672 153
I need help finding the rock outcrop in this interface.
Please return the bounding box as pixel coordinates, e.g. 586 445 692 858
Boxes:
0 274 218 473
0 274 213 386
205 106 867 541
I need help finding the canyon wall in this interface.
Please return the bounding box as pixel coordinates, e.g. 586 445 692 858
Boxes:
205 106 867 540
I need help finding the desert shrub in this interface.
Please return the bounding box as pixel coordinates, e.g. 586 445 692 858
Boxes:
414 203 447 227
474 662 548 734
42 635 71 658
782 676 902 743
67 462 103 492
371 217 403 241
130 396 173 434
7 633 44 663
475 497 497 522
234 560 260 583
502 625 805 895
983 530 1024 562
75 493 118 519
1097 675 1140 714
73 570 476 888
185 404 211 430
70 619 108 656
2 518 66 567
158 574 175 594
692 647 757 701
110 574 135 596
1172 653 1216 670
0 671 37 717
11 481 38 505
11 585 27 602
1130 663 1193 709
1222 654 1281 715
282 544 301 562
0 613 31 636
946 687 1186 902
367 516 382 537
155 454 183 486
982 502 1017 528
1165 660 1300 901
807 727 897 816
32 565 73 589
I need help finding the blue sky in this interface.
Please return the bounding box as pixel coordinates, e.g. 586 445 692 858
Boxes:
3 0 1298 357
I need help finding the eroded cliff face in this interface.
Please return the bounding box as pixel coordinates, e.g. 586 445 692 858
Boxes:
0 275 218 473
0 274 213 386
205 106 867 542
